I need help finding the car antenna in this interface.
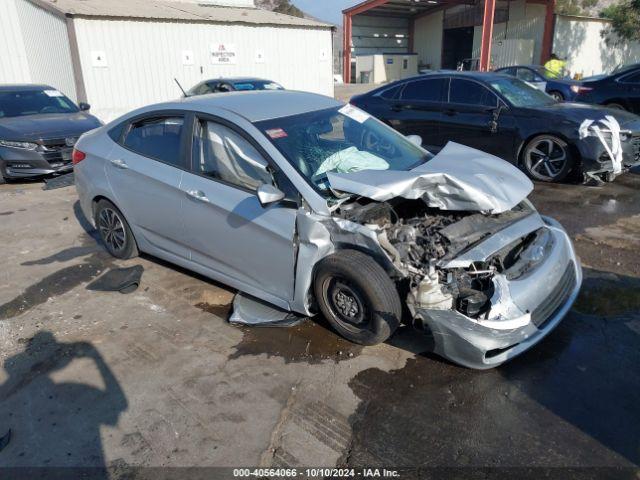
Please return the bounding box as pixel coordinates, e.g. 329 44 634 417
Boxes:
174 78 189 97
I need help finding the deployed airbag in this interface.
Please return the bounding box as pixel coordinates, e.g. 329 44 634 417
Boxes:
327 142 534 214
315 146 390 177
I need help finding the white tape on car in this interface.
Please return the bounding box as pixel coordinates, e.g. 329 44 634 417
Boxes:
579 115 623 174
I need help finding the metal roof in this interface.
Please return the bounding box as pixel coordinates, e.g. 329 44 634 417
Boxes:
27 0 333 28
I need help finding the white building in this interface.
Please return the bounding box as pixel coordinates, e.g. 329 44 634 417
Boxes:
0 0 335 121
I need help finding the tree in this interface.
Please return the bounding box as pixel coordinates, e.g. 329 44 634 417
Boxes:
600 0 640 41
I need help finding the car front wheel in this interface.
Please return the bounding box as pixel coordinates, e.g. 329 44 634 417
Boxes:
314 250 402 346
94 199 138 259
549 91 564 101
522 135 574 182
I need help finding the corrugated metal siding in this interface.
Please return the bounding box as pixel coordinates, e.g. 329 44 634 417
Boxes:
74 18 334 122
0 0 31 84
15 0 78 101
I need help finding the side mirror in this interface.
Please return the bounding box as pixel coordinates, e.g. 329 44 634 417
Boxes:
257 183 285 207
406 135 423 147
79 102 91 111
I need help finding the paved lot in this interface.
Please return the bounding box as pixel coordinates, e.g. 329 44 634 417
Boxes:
0 173 639 476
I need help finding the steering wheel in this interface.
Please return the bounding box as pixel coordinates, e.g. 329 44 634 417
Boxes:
362 130 397 158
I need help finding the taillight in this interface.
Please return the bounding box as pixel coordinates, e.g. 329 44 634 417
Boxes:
571 85 593 95
72 148 86 165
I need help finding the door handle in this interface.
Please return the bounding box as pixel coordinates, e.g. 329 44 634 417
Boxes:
186 189 210 203
391 104 406 112
110 158 129 169
443 109 457 116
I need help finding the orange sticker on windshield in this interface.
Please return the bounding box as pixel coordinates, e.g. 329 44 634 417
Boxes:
266 128 288 139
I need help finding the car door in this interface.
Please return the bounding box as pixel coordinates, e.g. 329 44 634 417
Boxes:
385 77 448 151
439 77 517 160
180 115 298 307
106 114 189 259
516 67 547 92
618 70 640 114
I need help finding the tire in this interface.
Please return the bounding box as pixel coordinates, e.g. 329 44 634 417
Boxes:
314 249 402 346
521 134 575 183
0 172 5 185
549 91 564 102
94 199 138 259
605 102 626 111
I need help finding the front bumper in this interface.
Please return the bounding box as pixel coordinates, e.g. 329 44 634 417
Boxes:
579 131 640 181
0 145 74 179
416 215 582 369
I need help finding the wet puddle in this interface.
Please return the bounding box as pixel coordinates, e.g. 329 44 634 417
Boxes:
229 318 363 364
574 271 640 316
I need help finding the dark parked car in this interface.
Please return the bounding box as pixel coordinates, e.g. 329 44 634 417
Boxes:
494 65 585 101
350 72 640 183
186 77 284 96
574 64 640 114
0 84 102 184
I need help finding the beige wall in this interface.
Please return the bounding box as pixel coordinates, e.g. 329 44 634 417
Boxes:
413 11 444 69
553 15 640 77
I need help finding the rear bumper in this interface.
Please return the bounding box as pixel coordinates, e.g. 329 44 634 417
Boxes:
415 216 582 369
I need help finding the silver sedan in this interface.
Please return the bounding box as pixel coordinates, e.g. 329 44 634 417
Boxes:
74 90 582 369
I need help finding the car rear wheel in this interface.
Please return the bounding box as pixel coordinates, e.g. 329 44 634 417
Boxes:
549 91 564 101
0 172 5 185
522 135 574 182
94 199 138 259
314 250 402 346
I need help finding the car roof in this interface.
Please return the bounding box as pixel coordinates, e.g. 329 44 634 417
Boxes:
162 90 342 123
0 84 54 92
393 71 508 84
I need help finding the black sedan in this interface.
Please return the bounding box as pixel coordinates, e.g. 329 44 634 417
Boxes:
186 77 284 96
0 84 102 184
350 72 640 183
575 64 640 114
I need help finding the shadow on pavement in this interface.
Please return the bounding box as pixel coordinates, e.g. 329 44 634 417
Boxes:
0 331 127 478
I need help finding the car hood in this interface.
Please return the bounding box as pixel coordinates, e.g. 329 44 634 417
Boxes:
327 142 533 214
523 102 640 128
0 113 102 141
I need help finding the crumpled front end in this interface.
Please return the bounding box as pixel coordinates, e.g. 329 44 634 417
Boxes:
577 117 640 183
332 195 582 369
413 215 582 369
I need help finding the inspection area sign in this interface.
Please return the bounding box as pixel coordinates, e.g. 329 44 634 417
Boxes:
210 43 237 65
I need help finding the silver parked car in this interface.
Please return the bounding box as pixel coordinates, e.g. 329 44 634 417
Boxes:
74 91 582 369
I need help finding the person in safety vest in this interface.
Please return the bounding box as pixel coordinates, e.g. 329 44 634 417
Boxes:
544 53 567 79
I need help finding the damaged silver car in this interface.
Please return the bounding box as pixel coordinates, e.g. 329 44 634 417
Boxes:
74 91 582 369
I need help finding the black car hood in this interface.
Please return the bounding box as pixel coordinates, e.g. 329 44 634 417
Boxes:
0 112 102 141
520 102 640 128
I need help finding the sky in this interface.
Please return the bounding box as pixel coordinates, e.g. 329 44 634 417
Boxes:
291 0 359 25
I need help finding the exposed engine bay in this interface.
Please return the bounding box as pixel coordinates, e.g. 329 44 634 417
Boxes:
336 197 538 321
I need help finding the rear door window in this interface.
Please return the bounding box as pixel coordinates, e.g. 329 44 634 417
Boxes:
123 116 185 167
400 78 448 102
621 70 640 84
449 78 498 107
516 68 538 82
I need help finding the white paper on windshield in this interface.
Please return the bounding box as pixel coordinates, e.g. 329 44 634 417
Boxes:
339 104 370 124
44 90 64 97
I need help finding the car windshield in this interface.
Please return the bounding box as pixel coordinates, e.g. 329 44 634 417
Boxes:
233 81 284 91
255 106 431 197
0 89 79 118
489 77 556 107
